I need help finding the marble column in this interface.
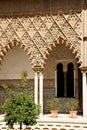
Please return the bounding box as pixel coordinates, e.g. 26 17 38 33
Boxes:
39 71 43 115
33 66 44 115
64 71 67 97
34 72 38 105
82 70 87 116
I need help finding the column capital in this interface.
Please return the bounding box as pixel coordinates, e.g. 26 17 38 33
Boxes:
80 67 87 73
33 65 44 72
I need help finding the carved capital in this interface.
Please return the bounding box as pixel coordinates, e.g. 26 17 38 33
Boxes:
33 65 44 72
80 67 87 73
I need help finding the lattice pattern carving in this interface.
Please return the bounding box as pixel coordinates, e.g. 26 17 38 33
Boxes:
0 11 82 67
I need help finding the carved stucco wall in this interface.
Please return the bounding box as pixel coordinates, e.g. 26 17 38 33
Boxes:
81 0 87 67
0 12 82 68
0 0 82 69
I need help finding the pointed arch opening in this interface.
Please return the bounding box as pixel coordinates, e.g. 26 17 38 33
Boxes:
0 40 32 66
0 46 34 79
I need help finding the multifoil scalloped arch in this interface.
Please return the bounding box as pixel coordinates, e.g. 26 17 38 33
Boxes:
0 36 82 69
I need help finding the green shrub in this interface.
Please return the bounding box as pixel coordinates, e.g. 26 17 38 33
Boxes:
2 72 40 130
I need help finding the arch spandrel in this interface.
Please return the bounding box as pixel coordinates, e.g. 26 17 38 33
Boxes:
0 11 82 68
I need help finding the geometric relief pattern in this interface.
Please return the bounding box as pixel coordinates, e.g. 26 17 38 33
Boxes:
0 11 82 67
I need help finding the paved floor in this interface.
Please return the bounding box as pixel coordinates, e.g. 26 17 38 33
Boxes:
38 114 87 124
0 114 87 129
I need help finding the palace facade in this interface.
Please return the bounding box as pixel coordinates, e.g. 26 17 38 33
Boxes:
0 0 87 116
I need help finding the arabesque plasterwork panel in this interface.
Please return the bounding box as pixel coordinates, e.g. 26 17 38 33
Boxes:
0 11 82 68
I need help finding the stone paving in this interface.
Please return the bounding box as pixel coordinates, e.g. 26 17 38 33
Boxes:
0 114 87 129
38 114 87 123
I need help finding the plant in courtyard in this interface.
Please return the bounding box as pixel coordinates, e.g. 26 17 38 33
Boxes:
66 98 79 118
66 98 79 111
2 72 40 130
46 98 62 117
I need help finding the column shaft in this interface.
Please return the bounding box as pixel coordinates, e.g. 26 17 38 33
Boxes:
64 71 67 97
34 72 38 104
82 72 87 116
39 72 43 115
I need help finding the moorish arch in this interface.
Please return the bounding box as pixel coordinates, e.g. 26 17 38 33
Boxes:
0 39 33 65
44 36 82 67
0 36 82 69
0 10 85 115
43 40 82 113
0 0 87 117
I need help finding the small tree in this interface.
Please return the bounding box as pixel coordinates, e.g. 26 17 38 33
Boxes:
2 73 40 130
